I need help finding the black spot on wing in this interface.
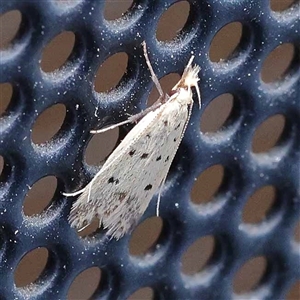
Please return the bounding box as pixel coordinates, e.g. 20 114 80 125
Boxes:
141 153 149 159
165 156 169 162
174 138 177 142
164 120 168 126
144 184 152 191
156 155 161 161
175 123 181 130
108 177 119 184
129 149 136 156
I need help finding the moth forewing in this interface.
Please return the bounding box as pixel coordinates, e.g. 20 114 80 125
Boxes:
65 45 200 239
68 100 189 239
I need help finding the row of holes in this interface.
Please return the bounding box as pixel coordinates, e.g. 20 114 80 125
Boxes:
0 89 287 152
104 0 298 18
0 0 298 51
103 0 298 17
0 161 298 247
2 165 296 228
0 13 297 83
0 1 297 299
13 244 300 298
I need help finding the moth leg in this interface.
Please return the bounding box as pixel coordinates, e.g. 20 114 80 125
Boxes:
156 175 167 216
77 222 90 232
91 117 138 134
91 101 163 134
63 186 86 197
87 180 93 203
142 41 164 99
91 42 167 135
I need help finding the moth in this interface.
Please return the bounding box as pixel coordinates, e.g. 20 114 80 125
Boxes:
64 42 201 239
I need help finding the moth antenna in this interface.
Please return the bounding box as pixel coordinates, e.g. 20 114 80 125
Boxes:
142 41 164 97
156 175 167 216
63 186 86 197
77 222 90 232
194 75 201 109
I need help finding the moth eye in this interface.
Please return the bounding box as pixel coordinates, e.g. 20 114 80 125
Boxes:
141 153 149 159
156 155 162 161
129 149 136 156
144 184 152 191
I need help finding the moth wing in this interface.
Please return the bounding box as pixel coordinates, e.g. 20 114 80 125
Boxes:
69 99 190 239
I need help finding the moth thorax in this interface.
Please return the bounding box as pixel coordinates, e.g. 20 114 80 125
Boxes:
172 87 193 105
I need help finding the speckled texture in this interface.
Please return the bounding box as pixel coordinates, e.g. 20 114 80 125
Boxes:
0 0 299 299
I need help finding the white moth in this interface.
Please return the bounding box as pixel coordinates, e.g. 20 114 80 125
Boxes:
64 42 201 239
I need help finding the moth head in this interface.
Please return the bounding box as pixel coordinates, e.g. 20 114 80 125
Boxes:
172 56 201 108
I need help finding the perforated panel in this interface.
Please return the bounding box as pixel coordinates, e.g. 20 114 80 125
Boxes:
0 0 299 299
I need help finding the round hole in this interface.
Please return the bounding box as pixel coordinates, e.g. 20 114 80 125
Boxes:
270 0 297 12
23 176 57 216
209 22 243 62
233 256 267 294
286 280 300 300
191 165 224 205
261 43 295 83
156 1 190 42
0 83 13 116
94 52 128 93
252 114 285 153
103 0 133 21
147 73 181 107
14 247 49 287
129 217 163 256
181 236 215 275
128 287 154 300
242 185 276 224
68 267 101 300
41 31 76 73
0 155 11 183
0 10 22 50
31 104 66 144
85 128 119 166
294 221 300 243
200 93 235 134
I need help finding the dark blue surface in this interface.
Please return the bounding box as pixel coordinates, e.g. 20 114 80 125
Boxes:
0 0 299 299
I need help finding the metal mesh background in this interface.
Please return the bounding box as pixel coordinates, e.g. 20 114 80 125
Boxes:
0 0 299 299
